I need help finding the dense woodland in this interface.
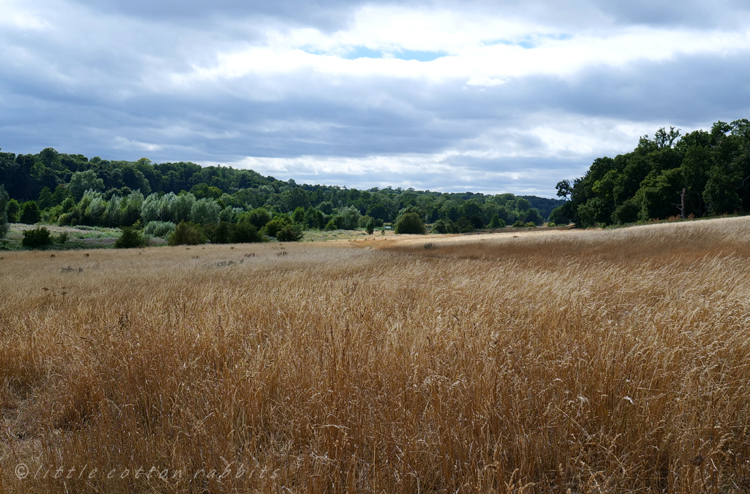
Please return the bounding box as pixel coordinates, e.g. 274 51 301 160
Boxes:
551 119 750 227
0 148 562 242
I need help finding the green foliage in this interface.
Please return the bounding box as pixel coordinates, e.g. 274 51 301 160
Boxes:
144 221 176 238
120 190 144 226
264 216 292 238
115 224 147 249
6 198 20 223
61 197 76 213
394 212 426 234
190 183 222 200
247 207 272 230
333 206 361 230
0 147 564 234
22 227 53 248
275 224 304 242
168 221 204 246
431 218 457 234
69 170 105 200
317 201 334 215
204 221 233 244
467 215 484 229
304 208 326 229
232 221 264 243
512 220 526 228
559 119 750 226
548 206 570 226
522 208 544 226
55 231 69 244
20 201 41 224
0 186 8 239
324 219 337 231
190 198 221 225
170 193 195 224
455 217 475 233
365 217 375 235
489 215 506 228
611 200 640 225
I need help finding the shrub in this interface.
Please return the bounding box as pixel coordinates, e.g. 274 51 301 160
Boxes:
394 213 426 234
20 201 41 224
468 215 484 229
115 225 147 248
611 200 640 225
0 186 8 239
523 208 544 226
455 216 475 233
333 206 361 230
144 221 177 239
431 218 457 234
365 217 375 235
232 222 264 243
512 220 526 228
489 215 506 228
22 227 53 248
304 208 326 229
6 198 20 223
275 224 304 242
324 219 337 231
525 222 536 228
204 221 233 244
264 217 292 238
168 221 204 246
55 232 69 244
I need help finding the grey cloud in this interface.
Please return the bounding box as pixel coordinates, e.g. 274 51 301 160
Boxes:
435 0 750 31
3 0 750 197
69 0 415 31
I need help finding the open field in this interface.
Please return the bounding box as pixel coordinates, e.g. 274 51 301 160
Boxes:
1 218 750 492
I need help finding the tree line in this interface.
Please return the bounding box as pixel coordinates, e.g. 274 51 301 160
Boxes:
0 148 562 242
550 119 750 227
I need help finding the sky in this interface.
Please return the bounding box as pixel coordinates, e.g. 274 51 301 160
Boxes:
2 0 750 197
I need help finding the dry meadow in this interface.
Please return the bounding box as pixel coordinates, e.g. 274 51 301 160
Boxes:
1 218 750 493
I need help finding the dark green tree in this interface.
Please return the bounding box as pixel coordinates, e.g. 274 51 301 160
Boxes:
115 225 147 248
0 185 8 239
395 212 426 234
168 221 204 246
232 221 264 243
6 198 20 223
20 201 41 224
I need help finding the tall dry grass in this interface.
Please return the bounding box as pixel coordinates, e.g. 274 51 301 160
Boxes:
1 218 749 492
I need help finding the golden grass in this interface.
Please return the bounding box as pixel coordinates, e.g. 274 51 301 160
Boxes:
1 218 750 492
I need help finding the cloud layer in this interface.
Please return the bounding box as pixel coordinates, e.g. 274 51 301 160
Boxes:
2 0 750 195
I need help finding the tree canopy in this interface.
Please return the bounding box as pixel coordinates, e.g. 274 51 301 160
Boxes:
550 119 750 227
0 148 562 240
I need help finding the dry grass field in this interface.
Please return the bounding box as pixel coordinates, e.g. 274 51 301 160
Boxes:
1 217 750 493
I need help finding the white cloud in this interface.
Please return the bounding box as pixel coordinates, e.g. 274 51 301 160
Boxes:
2 0 750 196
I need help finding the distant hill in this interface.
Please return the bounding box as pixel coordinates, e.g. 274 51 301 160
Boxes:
0 148 563 235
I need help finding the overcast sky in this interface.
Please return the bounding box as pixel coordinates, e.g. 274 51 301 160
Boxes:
2 0 750 196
